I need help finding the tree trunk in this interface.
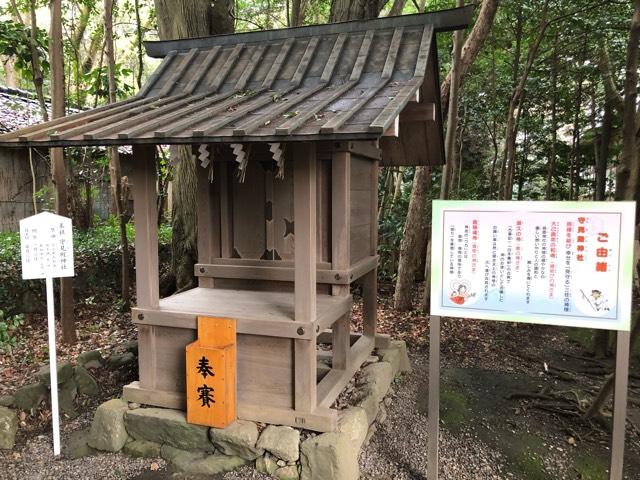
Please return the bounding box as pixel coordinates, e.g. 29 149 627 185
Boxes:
569 35 587 200
329 0 384 22
440 1 464 201
545 31 558 200
388 0 407 16
595 101 612 202
394 166 432 311
615 0 640 214
291 0 309 26
399 0 464 310
498 8 523 199
29 0 48 121
585 313 640 419
516 107 528 200
394 0 497 310
105 0 131 309
154 0 234 293
50 0 76 344
440 0 499 116
501 0 549 200
135 0 144 88
589 0 640 387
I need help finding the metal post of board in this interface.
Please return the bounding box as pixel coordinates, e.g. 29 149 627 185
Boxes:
45 276 61 456
428 315 441 480
609 329 630 480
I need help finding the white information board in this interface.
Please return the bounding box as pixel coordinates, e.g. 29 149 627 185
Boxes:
430 201 636 331
19 211 74 457
20 212 74 280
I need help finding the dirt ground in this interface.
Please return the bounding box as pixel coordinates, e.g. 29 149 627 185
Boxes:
0 283 638 479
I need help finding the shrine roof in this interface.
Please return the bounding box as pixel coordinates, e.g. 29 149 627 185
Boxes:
0 5 472 159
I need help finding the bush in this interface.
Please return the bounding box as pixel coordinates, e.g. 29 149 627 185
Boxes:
0 219 172 316
0 310 24 353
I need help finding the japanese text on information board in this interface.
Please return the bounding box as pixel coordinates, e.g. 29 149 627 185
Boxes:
20 212 74 280
430 201 635 331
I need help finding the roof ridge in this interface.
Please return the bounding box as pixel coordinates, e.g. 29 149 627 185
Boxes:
144 5 474 58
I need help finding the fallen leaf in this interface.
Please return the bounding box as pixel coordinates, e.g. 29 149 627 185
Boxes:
150 462 160 471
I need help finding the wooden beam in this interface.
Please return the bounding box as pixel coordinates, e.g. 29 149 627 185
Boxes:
131 144 159 309
294 142 317 413
238 404 337 432
196 155 219 288
331 150 351 370
219 161 234 258
383 116 399 137
399 102 436 123
131 144 159 392
325 141 381 161
316 331 391 349
194 255 377 284
294 143 317 322
132 308 318 339
317 335 374 408
123 381 338 432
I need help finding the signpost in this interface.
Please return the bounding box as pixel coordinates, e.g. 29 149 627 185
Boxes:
19 212 74 456
428 200 636 480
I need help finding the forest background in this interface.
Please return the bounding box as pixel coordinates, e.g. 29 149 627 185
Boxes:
0 0 638 359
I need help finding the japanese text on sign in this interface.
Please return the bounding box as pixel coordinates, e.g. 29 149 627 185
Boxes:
430 201 635 331
20 212 74 280
195 355 216 407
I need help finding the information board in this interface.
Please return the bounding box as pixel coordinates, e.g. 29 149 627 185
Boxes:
19 211 75 457
430 201 635 331
20 211 74 280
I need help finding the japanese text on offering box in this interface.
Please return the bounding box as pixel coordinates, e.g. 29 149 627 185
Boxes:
430 201 635 331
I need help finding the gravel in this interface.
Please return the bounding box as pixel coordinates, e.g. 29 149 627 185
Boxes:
0 408 165 480
358 354 507 480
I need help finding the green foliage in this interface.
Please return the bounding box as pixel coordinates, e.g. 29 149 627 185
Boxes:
0 19 49 81
0 220 172 318
83 63 135 101
0 311 24 354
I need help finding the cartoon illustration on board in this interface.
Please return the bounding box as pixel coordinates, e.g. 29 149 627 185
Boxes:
580 289 610 312
449 280 476 305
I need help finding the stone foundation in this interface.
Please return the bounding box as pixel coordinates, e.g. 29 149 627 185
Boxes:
88 340 410 479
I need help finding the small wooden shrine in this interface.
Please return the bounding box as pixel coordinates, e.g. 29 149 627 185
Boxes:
0 7 472 432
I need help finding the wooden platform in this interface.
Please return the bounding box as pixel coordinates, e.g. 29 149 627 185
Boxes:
132 287 353 339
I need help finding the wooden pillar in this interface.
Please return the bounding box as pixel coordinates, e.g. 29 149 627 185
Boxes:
132 144 159 308
331 150 351 370
131 144 159 391
363 160 378 339
294 142 317 412
197 149 220 288
219 161 234 259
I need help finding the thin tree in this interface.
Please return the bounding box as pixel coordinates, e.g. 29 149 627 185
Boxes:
8 0 49 119
501 0 549 200
393 0 499 311
585 0 639 418
105 0 132 309
439 0 465 202
545 30 559 200
440 0 499 116
50 0 76 344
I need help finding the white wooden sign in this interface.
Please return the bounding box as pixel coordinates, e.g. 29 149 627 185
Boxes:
19 211 74 457
20 212 74 280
